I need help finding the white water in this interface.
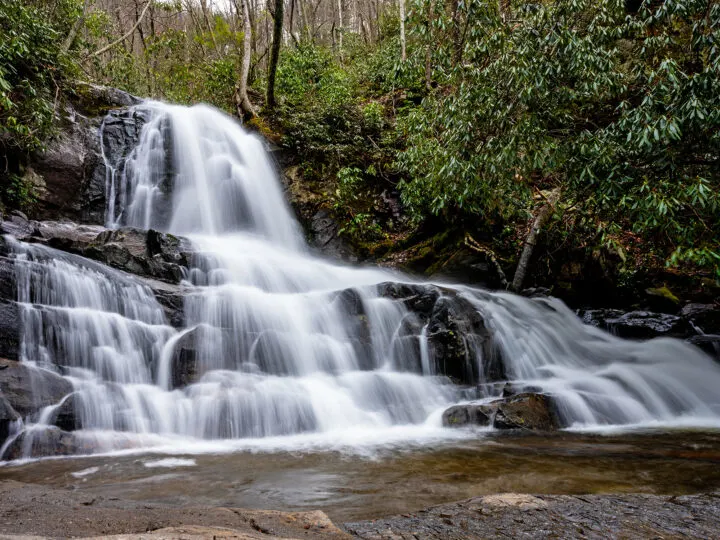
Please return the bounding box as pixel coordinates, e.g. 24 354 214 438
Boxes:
5 102 720 459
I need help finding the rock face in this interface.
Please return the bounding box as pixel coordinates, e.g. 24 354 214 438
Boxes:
0 359 73 419
27 85 143 224
376 282 502 384
1 216 193 284
442 393 561 431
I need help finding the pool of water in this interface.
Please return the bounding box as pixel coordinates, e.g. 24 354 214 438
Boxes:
2 429 720 522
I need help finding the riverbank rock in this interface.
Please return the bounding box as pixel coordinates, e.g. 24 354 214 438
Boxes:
344 492 720 539
442 393 561 431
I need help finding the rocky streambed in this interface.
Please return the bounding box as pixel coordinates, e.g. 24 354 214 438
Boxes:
2 429 720 538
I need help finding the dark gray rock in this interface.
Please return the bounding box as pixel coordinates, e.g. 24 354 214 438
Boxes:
0 394 20 448
309 209 357 262
442 393 561 431
375 282 501 385
1 218 193 284
0 359 73 419
170 330 202 389
0 302 20 361
25 89 146 225
686 334 720 359
580 309 692 339
0 426 88 460
680 303 720 334
49 393 80 432
344 492 720 539
84 227 191 283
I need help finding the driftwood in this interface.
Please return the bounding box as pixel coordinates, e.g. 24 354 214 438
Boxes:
511 187 561 292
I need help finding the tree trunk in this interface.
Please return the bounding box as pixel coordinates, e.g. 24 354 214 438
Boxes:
336 0 344 58
399 0 406 61
62 0 89 52
235 0 257 120
266 0 284 109
511 188 561 292
424 0 436 89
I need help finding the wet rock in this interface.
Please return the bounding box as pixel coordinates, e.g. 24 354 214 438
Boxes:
1 218 194 284
442 393 560 431
0 359 73 419
441 403 492 427
0 395 20 447
309 209 357 262
171 331 201 389
686 334 720 359
680 303 720 334
375 282 501 385
84 228 192 283
0 302 20 361
23 89 146 225
427 294 501 384
1 427 87 460
580 309 692 339
49 393 80 432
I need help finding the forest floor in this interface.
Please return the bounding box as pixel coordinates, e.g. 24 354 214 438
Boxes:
0 480 718 539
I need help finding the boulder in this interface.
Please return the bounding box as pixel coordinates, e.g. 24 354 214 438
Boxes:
0 359 73 419
1 217 193 285
0 427 87 460
580 309 692 340
0 394 20 448
84 228 192 283
49 393 80 432
680 304 720 335
24 88 146 225
442 403 492 427
442 393 561 431
686 334 720 360
308 209 357 262
375 282 501 385
0 302 20 361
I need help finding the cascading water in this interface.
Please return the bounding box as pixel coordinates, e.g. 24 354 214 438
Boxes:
4 101 720 459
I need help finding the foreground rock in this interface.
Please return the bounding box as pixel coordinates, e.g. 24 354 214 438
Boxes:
442 393 561 431
0 480 349 539
345 491 720 539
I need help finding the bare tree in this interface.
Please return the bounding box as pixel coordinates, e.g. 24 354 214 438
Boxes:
266 0 285 109
235 0 257 119
399 0 406 61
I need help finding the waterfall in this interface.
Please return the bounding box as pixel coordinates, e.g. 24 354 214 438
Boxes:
4 101 720 458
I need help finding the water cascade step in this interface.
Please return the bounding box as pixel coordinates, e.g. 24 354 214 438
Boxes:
3 102 720 459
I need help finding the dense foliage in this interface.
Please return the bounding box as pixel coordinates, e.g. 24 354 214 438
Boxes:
0 0 83 207
397 0 720 276
1 0 719 282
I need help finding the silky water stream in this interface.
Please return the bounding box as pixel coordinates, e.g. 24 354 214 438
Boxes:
2 102 720 518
